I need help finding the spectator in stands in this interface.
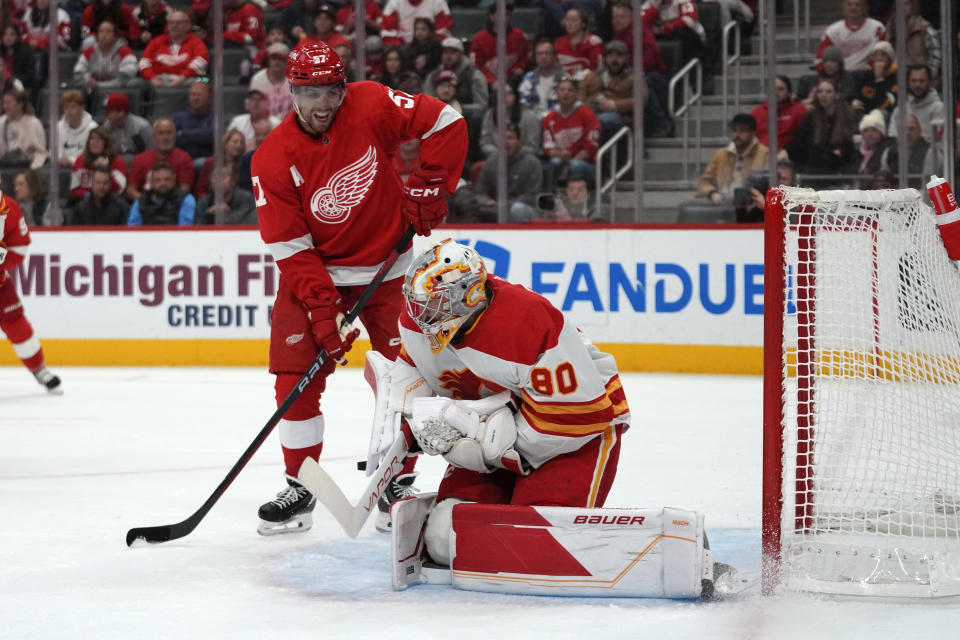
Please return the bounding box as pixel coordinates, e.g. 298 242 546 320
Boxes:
786 79 856 177
128 161 195 225
68 166 130 225
281 0 320 43
249 25 288 75
850 40 898 122
82 0 141 49
888 64 944 142
402 17 441 79
518 38 564 119
543 77 600 186
335 0 382 40
430 69 461 113
0 88 46 169
194 166 256 225
373 45 415 89
132 0 171 49
889 114 939 179
0 57 23 94
171 79 214 159
796 46 856 111
612 2 666 73
228 89 281 153
750 75 807 151
470 4 530 88
735 160 797 223
127 118 194 201
479 80 540 159
392 138 420 183
640 0 706 69
0 26 35 93
451 122 541 224
424 37 488 120
224 0 265 51
21 0 71 52
101 92 153 159
364 35 385 77
537 175 596 221
308 4 349 49
697 113 769 206
57 90 97 168
885 0 939 81
236 118 272 192
554 6 603 80
75 19 140 91
70 126 127 200
249 42 293 119
381 0 452 46
813 0 884 72
579 41 637 145
869 169 897 189
139 10 209 86
195 128 246 199
850 108 893 177
13 169 53 227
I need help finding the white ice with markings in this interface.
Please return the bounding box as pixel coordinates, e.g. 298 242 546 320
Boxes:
0 367 955 638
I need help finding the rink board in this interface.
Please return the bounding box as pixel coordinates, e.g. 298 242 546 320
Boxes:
1 226 764 373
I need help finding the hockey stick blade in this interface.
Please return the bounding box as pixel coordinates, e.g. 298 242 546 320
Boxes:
297 435 409 537
126 226 416 547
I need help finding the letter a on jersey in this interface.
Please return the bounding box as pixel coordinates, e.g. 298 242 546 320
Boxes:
310 146 378 223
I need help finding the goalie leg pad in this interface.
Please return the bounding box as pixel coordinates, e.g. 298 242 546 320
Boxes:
390 493 438 590
449 504 710 599
424 497 469 566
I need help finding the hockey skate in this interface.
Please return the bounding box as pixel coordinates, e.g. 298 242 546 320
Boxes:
375 473 418 533
33 367 62 394
257 476 317 536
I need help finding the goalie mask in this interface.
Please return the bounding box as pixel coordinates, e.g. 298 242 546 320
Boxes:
403 239 489 353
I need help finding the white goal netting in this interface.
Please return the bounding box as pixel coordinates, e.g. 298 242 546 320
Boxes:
774 187 960 597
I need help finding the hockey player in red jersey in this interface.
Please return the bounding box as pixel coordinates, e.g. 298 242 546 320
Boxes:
251 40 467 535
365 239 630 565
0 192 62 393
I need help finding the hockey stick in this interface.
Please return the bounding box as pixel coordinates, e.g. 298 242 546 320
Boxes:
126 226 416 547
296 431 411 537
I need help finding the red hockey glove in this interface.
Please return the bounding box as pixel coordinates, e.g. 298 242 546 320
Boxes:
402 168 449 237
303 294 360 364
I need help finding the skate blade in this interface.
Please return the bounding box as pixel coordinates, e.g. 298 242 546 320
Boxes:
45 386 64 396
256 512 313 536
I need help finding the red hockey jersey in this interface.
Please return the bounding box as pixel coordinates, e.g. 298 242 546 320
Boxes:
542 105 600 162
398 276 630 469
139 33 209 79
251 81 467 304
81 3 141 43
225 3 265 48
0 191 29 276
470 27 530 84
554 33 603 80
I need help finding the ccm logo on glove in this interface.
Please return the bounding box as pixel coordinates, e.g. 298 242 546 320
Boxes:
407 187 441 197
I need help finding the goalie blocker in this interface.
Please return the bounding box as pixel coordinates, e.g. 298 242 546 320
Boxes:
392 498 716 599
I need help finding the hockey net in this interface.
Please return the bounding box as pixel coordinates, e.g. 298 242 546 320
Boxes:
762 186 960 597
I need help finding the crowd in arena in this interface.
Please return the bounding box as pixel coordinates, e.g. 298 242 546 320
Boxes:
0 0 956 225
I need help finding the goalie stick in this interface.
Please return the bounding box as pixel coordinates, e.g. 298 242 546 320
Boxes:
125 226 416 547
296 430 411 537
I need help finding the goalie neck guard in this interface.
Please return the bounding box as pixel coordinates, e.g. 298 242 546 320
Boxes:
403 239 488 353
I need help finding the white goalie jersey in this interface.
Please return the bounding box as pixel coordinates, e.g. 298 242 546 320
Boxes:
396 275 630 470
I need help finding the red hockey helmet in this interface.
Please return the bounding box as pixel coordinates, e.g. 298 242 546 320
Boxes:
286 40 345 86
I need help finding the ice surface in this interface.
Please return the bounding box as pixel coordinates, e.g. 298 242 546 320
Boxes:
1 367 956 639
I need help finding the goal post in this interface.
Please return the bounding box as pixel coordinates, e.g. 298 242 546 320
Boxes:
762 186 960 597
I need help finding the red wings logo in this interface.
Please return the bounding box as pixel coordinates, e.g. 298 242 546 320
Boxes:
437 368 506 400
310 145 378 223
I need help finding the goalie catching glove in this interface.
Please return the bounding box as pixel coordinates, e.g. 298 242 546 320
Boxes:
402 168 448 236
410 392 527 474
303 293 359 364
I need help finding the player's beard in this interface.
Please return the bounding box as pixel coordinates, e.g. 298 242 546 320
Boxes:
295 103 337 135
